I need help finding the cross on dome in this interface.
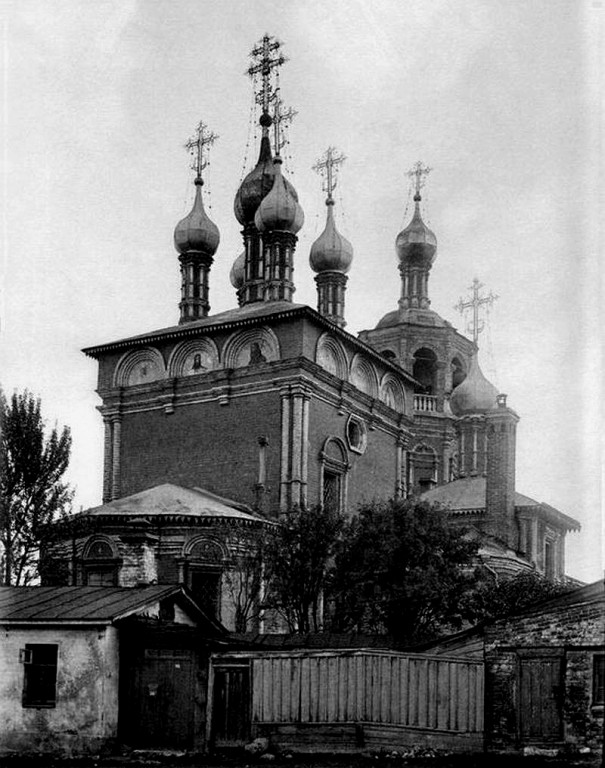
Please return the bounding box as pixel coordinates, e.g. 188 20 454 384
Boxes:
406 160 432 199
185 121 218 181
313 146 346 202
272 95 297 156
455 277 499 344
247 34 286 121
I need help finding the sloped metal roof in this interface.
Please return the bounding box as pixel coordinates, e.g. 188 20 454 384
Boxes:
421 476 580 530
77 483 265 524
0 585 188 624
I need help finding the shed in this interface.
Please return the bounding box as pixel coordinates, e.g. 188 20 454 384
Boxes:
0 585 226 756
484 580 604 751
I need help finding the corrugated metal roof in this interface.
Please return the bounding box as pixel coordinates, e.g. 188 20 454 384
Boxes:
0 585 183 624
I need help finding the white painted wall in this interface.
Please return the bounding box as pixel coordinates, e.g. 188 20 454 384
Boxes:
0 625 120 756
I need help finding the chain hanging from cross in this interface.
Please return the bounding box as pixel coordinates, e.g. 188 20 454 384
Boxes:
247 34 286 118
272 94 297 155
455 277 498 345
406 160 432 198
313 146 346 201
184 121 218 180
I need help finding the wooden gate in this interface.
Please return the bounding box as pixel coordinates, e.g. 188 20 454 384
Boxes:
123 648 196 749
210 661 251 747
518 653 563 742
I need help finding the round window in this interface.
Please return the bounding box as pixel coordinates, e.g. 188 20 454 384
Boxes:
346 416 367 454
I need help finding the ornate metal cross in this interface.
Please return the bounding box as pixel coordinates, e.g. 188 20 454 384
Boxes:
184 121 218 180
406 160 432 196
313 146 346 200
248 34 286 116
455 277 498 344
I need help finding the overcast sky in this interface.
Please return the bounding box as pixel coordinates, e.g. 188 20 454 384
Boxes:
1 0 601 581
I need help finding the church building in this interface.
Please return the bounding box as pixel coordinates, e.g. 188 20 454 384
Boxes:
46 36 579 630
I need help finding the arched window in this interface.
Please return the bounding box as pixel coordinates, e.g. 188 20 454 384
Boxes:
412 348 438 394
184 538 225 620
318 437 349 514
381 349 397 362
451 356 466 389
82 537 120 586
411 444 438 493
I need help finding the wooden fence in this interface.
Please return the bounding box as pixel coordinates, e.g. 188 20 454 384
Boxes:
210 649 484 753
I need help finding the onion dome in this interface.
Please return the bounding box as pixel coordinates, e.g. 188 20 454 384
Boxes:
254 158 304 234
174 178 220 256
395 194 437 263
450 354 500 416
309 201 353 274
234 132 299 225
229 251 245 289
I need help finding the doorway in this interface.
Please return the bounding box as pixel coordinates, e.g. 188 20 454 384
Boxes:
518 653 564 743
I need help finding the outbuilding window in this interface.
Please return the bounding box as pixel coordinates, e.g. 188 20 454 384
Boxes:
22 644 58 708
594 655 605 706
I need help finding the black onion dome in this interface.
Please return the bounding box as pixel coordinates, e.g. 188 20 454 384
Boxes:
174 179 220 256
234 135 298 225
395 195 437 264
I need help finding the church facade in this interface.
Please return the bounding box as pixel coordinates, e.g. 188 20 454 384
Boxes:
46 36 579 630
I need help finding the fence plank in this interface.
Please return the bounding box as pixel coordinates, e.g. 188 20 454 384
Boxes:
225 652 483 736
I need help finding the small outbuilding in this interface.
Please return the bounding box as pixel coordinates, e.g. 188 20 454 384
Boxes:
484 580 604 752
0 585 226 756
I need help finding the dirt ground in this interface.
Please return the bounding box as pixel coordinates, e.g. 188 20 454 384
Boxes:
0 750 602 768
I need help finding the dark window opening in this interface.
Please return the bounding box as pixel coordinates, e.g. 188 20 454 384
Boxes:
381 349 397 361
413 348 438 395
189 569 221 620
323 470 341 514
414 447 437 492
22 644 58 708
544 540 555 579
84 565 118 586
593 655 605 706
451 357 466 388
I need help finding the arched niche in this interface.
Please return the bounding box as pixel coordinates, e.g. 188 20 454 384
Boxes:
168 338 220 378
350 354 378 398
379 373 406 413
83 535 118 560
114 347 166 387
184 536 226 563
315 332 348 380
222 327 280 369
412 347 438 395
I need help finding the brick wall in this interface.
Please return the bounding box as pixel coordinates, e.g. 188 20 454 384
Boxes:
485 410 518 548
306 398 399 512
485 589 604 751
119 391 282 509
